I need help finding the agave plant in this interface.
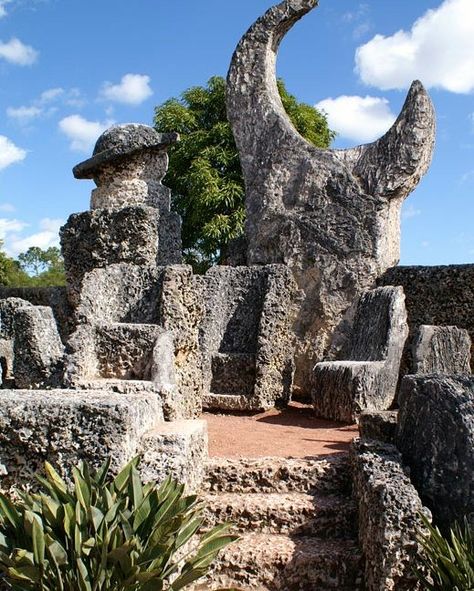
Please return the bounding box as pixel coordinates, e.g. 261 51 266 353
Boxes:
0 457 237 590
416 514 474 591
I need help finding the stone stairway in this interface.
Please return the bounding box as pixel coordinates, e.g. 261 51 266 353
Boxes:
194 454 363 591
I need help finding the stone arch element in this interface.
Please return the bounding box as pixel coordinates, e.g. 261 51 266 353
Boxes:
226 0 436 392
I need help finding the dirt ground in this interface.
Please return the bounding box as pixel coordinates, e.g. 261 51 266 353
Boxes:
202 403 358 458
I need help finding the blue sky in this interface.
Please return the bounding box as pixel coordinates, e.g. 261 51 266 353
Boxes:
0 0 473 265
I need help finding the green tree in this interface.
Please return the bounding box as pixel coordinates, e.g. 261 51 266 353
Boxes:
17 246 65 287
154 76 335 271
0 242 31 287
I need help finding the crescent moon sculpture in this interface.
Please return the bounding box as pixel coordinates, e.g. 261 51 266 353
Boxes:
226 0 436 391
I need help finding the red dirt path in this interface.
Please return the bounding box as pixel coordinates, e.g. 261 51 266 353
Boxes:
202 403 358 458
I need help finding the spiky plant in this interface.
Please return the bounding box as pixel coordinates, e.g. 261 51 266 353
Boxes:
0 457 237 590
417 514 474 590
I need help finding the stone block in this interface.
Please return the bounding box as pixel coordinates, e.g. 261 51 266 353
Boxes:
313 286 408 423
61 206 161 292
0 389 163 490
351 440 429 591
139 419 208 492
358 411 398 444
13 305 65 388
412 325 471 374
397 374 474 531
72 263 163 324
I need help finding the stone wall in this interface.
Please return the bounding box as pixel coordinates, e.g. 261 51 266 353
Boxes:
351 440 429 591
397 374 474 531
379 264 474 372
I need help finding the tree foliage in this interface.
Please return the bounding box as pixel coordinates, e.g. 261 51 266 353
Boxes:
18 246 65 287
154 76 335 271
0 245 65 288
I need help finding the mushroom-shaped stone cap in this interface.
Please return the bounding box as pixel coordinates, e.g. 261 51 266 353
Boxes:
73 123 179 179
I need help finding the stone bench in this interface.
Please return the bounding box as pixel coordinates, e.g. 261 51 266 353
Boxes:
312 286 408 423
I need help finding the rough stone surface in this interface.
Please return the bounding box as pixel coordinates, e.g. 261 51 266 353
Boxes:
204 454 352 495
61 207 181 301
159 266 205 419
227 0 435 393
0 298 65 388
412 324 471 374
194 534 362 591
0 389 162 490
139 420 208 492
203 491 357 538
379 264 474 373
198 264 297 411
351 439 429 591
73 124 178 179
312 286 408 422
71 264 163 325
0 286 73 341
358 411 398 444
397 375 474 531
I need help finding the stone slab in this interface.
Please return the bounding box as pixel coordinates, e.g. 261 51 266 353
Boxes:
139 419 208 492
0 388 163 489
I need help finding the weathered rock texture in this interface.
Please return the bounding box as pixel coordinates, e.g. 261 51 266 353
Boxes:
358 411 398 444
0 286 72 341
0 298 64 388
197 453 362 591
379 264 474 373
351 439 429 591
312 286 408 422
412 325 471 374
139 420 208 492
0 389 163 490
397 375 474 531
227 0 435 393
198 264 298 410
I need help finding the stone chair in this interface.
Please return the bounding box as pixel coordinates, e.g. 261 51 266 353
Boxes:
312 286 408 423
411 325 472 374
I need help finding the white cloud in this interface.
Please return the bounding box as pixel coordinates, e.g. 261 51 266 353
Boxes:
0 135 26 170
402 203 422 219
0 218 27 240
39 87 64 104
0 203 15 213
0 37 38 65
6 105 42 123
58 114 113 152
100 73 153 105
0 0 12 18
315 95 396 143
355 0 474 93
7 87 86 125
7 218 64 256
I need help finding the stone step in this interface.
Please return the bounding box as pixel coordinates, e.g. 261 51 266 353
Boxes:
191 533 362 591
202 491 357 538
204 454 351 495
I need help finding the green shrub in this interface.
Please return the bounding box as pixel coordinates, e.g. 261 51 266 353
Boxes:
417 514 474 590
0 457 237 590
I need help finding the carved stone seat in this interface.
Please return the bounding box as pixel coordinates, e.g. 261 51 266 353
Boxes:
312 286 408 423
411 325 472 374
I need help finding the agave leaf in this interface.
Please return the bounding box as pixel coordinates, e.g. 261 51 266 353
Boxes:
113 457 139 493
46 538 68 566
76 557 92 591
0 493 22 529
170 566 208 590
93 457 112 487
44 462 69 498
7 564 41 582
174 517 203 550
73 466 91 510
31 515 45 565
